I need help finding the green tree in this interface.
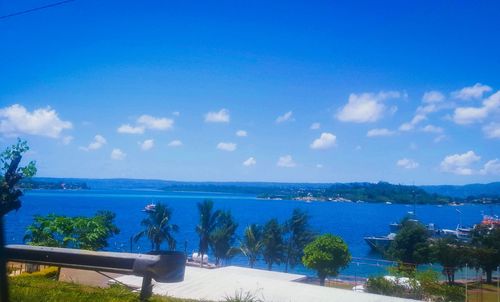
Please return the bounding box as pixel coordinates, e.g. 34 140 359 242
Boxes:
430 237 468 284
262 218 285 270
238 224 263 268
24 211 120 251
134 203 179 251
470 224 500 283
209 210 238 266
195 199 221 267
387 219 431 266
0 139 36 301
302 234 351 286
284 208 314 272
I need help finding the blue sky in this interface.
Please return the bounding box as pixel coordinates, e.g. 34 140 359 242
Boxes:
1 0 499 184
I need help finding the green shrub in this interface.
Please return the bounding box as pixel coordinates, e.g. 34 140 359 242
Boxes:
365 276 406 297
224 290 263 302
19 266 59 278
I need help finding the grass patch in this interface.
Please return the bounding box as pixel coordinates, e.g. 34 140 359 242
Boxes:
9 274 199 302
467 283 500 302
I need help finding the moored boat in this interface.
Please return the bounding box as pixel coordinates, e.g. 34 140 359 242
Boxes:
142 203 156 212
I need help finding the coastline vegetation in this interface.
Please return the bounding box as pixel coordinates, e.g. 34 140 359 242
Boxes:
19 177 500 204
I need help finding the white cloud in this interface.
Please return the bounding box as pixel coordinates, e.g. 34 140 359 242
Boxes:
276 111 294 123
117 124 145 134
137 115 174 130
277 155 296 168
399 114 426 131
310 132 337 149
480 159 500 175
440 151 480 175
139 139 154 151
62 136 74 145
452 107 489 124
80 134 107 151
316 164 323 168
243 157 256 167
367 128 395 137
396 158 419 169
216 142 236 152
172 111 180 116
236 130 247 137
168 140 183 147
483 123 500 139
336 91 400 123
310 122 320 130
0 104 72 138
452 91 500 124
421 125 444 134
422 91 445 103
205 109 230 123
118 114 173 134
111 148 126 160
452 83 492 100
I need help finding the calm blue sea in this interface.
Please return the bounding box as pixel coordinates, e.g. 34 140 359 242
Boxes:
4 189 498 278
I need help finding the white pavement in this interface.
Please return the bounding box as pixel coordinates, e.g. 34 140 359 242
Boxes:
114 266 418 302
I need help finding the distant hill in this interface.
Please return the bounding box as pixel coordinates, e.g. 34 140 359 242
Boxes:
421 182 500 198
18 178 500 204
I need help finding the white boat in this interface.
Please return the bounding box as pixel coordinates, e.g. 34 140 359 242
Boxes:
191 252 209 264
142 203 156 212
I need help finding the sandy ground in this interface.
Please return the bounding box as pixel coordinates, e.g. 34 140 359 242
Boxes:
59 268 127 288
113 266 418 302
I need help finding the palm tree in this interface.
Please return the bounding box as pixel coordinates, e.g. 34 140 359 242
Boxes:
196 199 220 267
262 218 285 270
284 208 314 272
238 224 263 268
134 203 179 251
209 210 238 266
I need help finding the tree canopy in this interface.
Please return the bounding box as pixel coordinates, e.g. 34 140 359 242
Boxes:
302 234 351 286
469 224 500 283
195 199 221 266
24 211 119 251
209 210 238 266
262 218 285 270
284 208 315 272
1 139 37 217
134 202 178 251
238 224 263 268
387 219 430 265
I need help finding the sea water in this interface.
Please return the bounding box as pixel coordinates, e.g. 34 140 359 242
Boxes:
4 189 498 278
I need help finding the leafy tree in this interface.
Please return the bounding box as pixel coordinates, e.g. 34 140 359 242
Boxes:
430 237 468 284
283 208 314 272
24 211 120 251
0 139 36 301
262 218 285 270
195 199 221 266
470 224 500 283
134 202 178 251
387 219 431 266
302 234 351 286
209 210 238 266
238 224 263 268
